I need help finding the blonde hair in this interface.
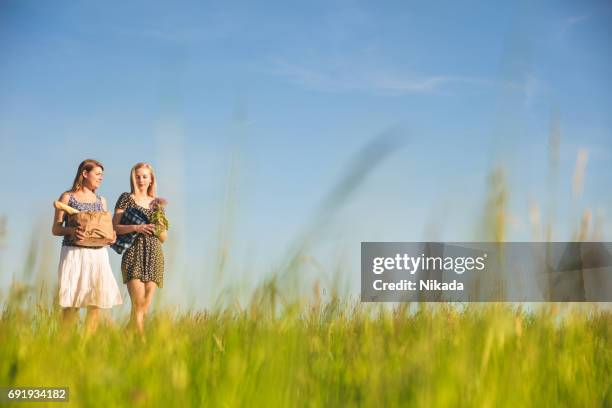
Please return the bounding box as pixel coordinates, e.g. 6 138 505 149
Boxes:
130 162 157 197
69 159 104 192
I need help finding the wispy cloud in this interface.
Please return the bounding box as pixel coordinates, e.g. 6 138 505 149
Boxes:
561 14 590 34
269 60 485 95
126 27 207 43
268 59 541 100
109 18 235 45
109 26 210 44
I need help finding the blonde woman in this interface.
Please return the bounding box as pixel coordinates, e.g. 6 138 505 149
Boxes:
52 159 122 332
113 163 167 335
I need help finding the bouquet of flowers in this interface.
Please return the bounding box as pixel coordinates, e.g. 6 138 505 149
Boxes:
149 197 169 237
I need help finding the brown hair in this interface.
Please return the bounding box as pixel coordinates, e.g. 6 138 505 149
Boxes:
130 162 157 197
69 159 104 192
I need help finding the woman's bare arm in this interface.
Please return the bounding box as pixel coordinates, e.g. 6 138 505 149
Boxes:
113 209 155 235
51 192 80 237
113 209 136 235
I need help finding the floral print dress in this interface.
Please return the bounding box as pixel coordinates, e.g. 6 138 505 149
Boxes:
115 192 165 288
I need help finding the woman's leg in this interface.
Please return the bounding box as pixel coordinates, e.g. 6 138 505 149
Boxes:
61 307 78 327
143 281 158 316
85 306 100 334
127 279 146 335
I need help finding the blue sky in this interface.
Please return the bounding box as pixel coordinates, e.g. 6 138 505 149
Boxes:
1 0 610 307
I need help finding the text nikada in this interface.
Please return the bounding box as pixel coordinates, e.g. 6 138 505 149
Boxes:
373 279 464 291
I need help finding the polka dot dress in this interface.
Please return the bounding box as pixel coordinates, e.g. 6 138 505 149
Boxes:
115 192 165 288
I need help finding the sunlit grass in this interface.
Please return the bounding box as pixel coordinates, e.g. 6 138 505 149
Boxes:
1 286 610 407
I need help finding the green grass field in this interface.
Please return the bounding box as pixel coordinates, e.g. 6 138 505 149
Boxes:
1 284 610 407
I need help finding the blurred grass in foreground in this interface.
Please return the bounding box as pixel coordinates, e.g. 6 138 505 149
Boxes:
1 283 610 407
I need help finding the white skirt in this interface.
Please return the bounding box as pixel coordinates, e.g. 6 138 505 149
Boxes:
57 246 123 308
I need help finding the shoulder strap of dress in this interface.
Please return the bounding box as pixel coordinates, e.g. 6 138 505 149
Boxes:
95 194 104 211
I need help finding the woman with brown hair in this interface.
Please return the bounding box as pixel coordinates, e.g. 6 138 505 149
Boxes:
113 162 167 335
52 159 123 333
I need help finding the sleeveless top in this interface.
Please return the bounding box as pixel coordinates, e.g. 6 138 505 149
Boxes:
62 194 104 247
